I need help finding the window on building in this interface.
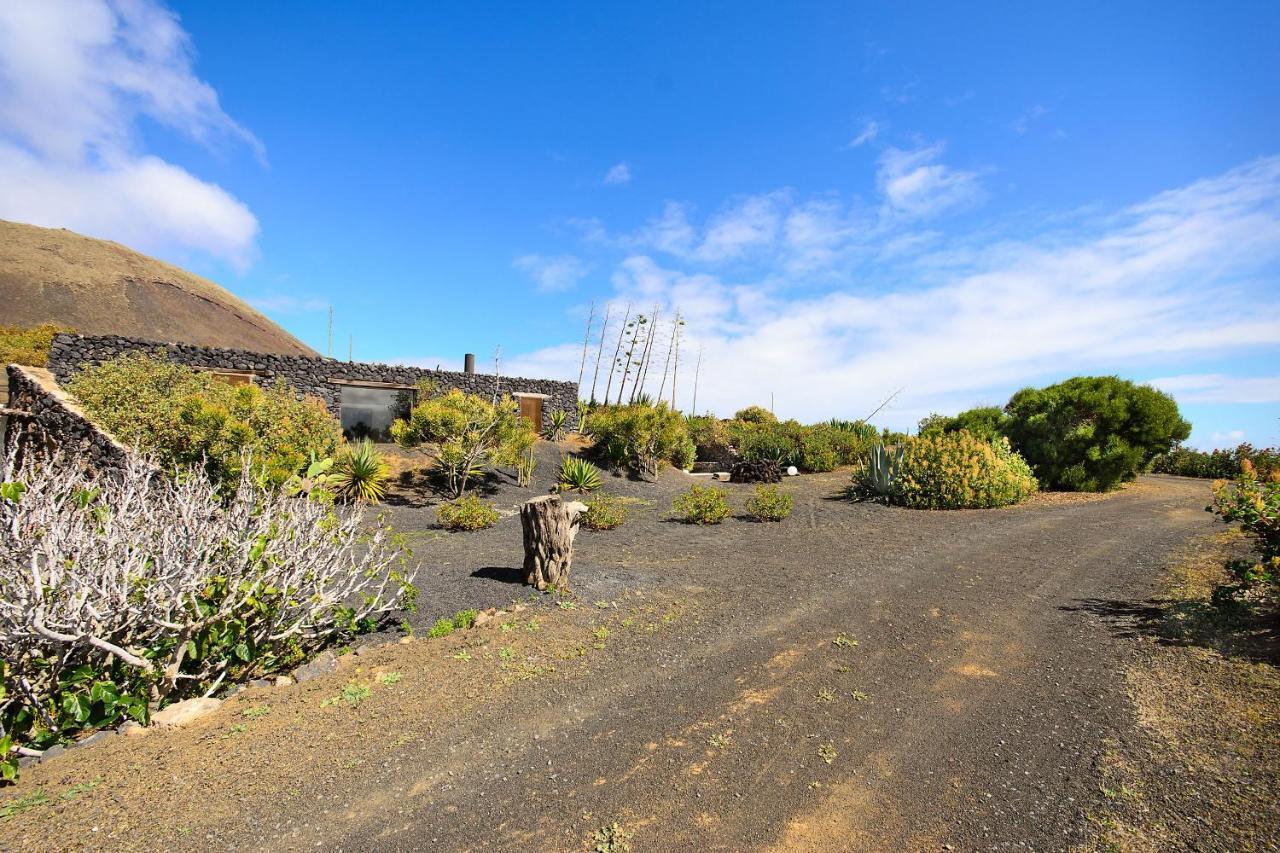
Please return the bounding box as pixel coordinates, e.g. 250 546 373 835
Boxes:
339 384 412 441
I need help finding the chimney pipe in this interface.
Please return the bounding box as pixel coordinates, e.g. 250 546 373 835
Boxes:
463 353 476 374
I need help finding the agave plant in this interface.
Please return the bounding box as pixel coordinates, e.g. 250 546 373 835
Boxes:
332 439 390 503
861 443 903 498
547 408 569 441
557 456 602 493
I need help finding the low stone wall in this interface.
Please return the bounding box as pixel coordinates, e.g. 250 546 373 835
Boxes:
47 333 580 432
4 364 137 470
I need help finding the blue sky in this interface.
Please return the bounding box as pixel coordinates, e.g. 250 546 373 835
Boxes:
1 1 1277 447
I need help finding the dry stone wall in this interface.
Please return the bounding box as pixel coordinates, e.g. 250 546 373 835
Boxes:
4 364 137 470
47 333 580 432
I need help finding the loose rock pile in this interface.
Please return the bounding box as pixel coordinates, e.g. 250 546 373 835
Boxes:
730 459 783 483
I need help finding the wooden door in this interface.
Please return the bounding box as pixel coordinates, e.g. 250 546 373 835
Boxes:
518 396 543 430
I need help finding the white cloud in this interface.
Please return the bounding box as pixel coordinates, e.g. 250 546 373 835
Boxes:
849 119 880 147
877 143 982 218
0 0 261 266
603 162 631 185
696 193 787 262
1149 374 1280 404
1011 104 1049 135
513 253 590 293
509 156 1280 427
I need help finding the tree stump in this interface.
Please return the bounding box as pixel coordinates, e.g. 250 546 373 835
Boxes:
520 494 587 591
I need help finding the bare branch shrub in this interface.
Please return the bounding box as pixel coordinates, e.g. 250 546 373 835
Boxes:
0 451 414 745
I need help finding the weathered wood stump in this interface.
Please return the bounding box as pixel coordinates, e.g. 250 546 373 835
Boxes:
520 494 587 591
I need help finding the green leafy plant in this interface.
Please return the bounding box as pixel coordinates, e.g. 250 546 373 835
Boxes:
745 485 793 521
672 484 731 525
452 609 480 629
854 432 1037 509
1003 376 1190 491
558 456 603 492
1152 443 1279 480
0 323 61 367
68 353 341 491
376 672 403 685
587 402 691 480
331 439 390 503
734 405 777 425
582 493 627 530
427 618 456 638
436 494 500 530
593 822 634 852
390 388 536 497
514 447 538 487
1208 461 1280 602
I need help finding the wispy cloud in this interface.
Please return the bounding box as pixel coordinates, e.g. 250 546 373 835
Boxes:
513 253 590 293
603 162 631 185
849 119 880 148
507 156 1280 426
1011 104 1049 135
877 142 982 218
1149 374 1280 404
0 0 261 267
248 294 329 314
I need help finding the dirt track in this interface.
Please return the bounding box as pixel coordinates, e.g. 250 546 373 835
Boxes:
2 470 1224 851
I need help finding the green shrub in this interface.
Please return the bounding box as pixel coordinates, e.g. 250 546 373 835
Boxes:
391 388 536 497
1004 376 1190 491
582 493 626 530
672 436 697 471
745 485 793 521
672 484 731 524
0 324 61 367
67 353 340 490
737 425 797 466
332 439 390 503
734 421 871 472
427 617 456 638
558 456 602 492
1152 443 1279 480
734 405 777 425
436 494 500 530
1209 462 1280 600
855 432 1037 509
588 402 691 480
452 609 480 629
826 418 880 443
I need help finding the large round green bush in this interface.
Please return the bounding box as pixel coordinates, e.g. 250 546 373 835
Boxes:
587 402 690 479
68 353 341 489
1003 376 1190 491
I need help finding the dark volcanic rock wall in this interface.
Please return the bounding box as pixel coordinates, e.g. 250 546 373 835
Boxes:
47 333 580 432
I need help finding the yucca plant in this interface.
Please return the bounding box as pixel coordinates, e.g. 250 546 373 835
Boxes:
547 408 569 441
332 439 390 503
557 456 602 492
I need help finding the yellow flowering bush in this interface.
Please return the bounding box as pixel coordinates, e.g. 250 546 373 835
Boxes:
891 431 1038 509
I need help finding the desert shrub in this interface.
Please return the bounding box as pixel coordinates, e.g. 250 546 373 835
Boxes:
582 493 626 530
453 608 479 629
0 452 414 760
942 407 1008 443
734 421 869 472
558 456 602 493
427 617 456 638
1208 461 1280 603
436 494 500 530
854 433 1036 509
0 324 61 367
733 405 777 425
331 439 390 503
745 485 793 521
672 484 731 524
1003 376 1190 492
827 419 880 442
1152 443 1279 480
731 459 783 483
588 402 690 480
672 436 697 471
737 425 797 467
917 413 950 436
391 389 535 497
67 353 340 490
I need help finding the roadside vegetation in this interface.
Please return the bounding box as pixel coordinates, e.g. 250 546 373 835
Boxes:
1150 442 1279 480
0 453 415 781
0 324 61 367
